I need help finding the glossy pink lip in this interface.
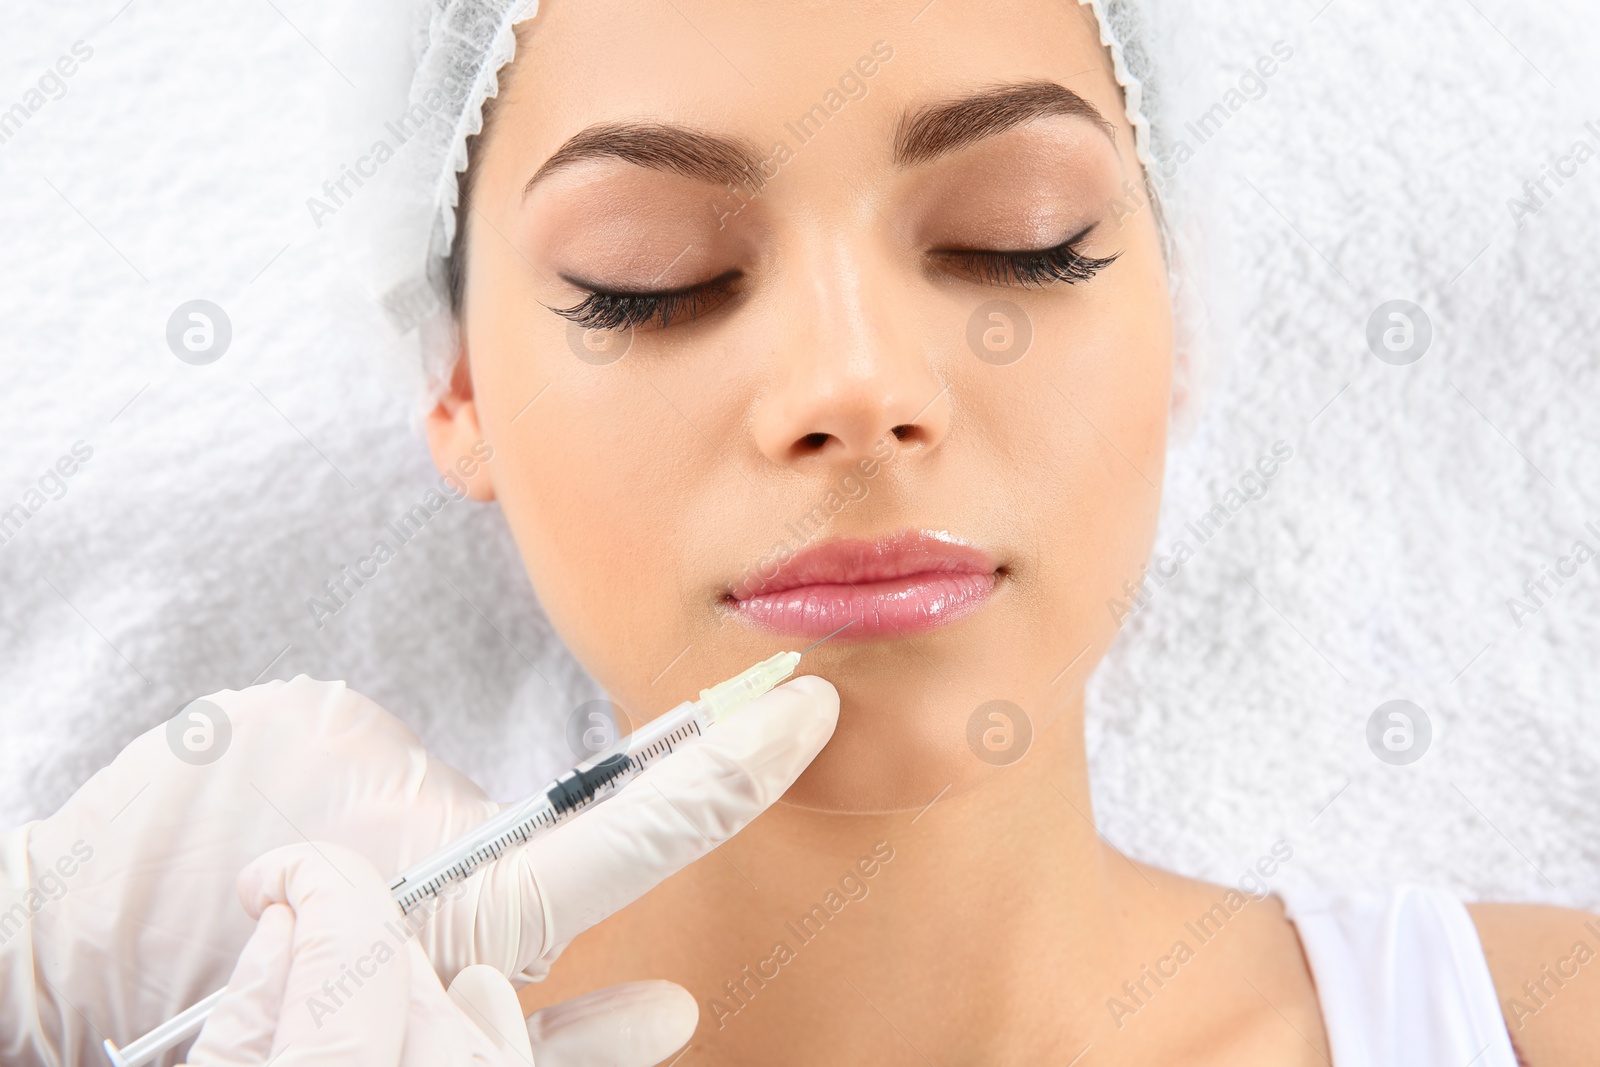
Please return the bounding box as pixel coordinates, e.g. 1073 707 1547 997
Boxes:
726 530 1001 640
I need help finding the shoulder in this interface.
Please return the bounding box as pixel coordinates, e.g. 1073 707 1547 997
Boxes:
1116 858 1331 1065
1468 900 1600 1065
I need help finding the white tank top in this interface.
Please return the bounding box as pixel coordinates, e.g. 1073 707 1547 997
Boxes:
1281 884 1519 1066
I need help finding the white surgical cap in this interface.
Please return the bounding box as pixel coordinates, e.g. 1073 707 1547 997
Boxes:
333 0 1221 437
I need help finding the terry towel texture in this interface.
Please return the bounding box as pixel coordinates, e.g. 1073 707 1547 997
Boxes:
0 1 1596 914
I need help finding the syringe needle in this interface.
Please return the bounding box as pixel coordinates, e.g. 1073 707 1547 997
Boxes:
103 650 805 1067
797 620 857 658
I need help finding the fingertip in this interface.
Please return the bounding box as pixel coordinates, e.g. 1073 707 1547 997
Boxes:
621 978 698 1044
447 964 537 1059
232 847 283 920
757 672 841 745
527 979 699 1067
647 979 700 1048
256 901 295 936
778 672 839 709
184 902 296 1063
514 674 840 970
232 841 387 919
232 841 313 918
671 671 841 805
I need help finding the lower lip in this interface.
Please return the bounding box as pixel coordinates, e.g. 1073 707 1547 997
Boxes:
728 571 998 640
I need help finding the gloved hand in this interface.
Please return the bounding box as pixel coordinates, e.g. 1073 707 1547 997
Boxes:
0 672 838 1066
184 842 693 1067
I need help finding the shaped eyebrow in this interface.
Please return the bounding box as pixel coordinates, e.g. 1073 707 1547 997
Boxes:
521 81 1114 197
523 122 766 197
894 81 1115 167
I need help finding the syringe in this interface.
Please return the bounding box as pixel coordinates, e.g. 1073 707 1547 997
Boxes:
103 650 802 1067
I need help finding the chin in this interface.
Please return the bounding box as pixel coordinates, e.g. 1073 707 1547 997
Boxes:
771 618 1066 814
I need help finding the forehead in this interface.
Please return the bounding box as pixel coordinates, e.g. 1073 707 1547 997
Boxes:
493 0 1129 170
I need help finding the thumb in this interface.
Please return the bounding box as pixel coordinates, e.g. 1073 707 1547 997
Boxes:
232 842 412 1065
445 674 838 979
445 966 536 1062
522 674 839 967
183 904 295 1066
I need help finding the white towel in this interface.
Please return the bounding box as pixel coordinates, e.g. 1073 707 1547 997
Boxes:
1089 0 1600 908
1 1 1595 915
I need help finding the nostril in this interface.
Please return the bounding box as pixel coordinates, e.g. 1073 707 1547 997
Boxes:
891 424 912 440
799 432 830 450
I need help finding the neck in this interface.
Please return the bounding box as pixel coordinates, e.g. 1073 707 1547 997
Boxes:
555 688 1151 1062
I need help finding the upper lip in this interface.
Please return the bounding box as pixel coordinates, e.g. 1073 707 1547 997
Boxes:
728 529 1000 600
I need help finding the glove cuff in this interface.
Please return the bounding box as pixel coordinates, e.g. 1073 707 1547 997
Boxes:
0 822 56 1067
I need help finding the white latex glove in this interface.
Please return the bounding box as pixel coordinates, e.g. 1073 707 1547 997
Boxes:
185 841 679 1067
0 672 838 1066
184 842 542 1067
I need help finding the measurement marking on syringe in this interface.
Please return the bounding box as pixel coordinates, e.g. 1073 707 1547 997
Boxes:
393 726 708 912
107 651 804 1067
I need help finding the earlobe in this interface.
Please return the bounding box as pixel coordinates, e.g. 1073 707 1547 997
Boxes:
423 356 497 502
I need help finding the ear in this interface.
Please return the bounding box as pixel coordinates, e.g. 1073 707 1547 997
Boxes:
424 354 496 502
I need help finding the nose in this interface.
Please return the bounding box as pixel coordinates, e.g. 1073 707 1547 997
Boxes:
751 239 951 469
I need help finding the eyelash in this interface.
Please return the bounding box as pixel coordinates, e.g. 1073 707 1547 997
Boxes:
550 232 1119 332
550 272 739 332
933 231 1120 288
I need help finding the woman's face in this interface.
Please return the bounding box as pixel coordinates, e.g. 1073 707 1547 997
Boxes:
429 0 1173 811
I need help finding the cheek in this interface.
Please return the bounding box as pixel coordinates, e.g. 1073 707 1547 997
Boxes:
466 267 734 681
1055 302 1170 633
961 262 1171 640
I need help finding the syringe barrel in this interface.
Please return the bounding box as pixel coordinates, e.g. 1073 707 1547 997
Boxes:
104 653 800 1067
545 751 638 813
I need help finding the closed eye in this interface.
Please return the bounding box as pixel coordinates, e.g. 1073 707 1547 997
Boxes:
931 225 1119 287
549 225 1115 333
548 269 742 331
